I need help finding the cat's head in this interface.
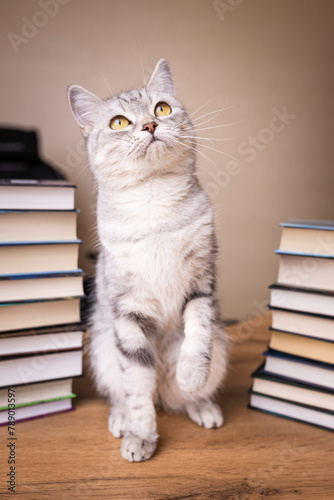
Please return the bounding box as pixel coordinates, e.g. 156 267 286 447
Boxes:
68 59 195 188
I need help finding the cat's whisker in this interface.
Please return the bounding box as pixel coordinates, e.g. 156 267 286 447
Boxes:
182 136 233 142
183 96 231 129
173 138 219 173
101 71 115 98
180 118 244 134
191 105 236 123
193 121 245 132
182 138 242 165
186 97 216 120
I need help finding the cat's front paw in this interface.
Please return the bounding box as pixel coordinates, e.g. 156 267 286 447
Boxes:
176 353 210 393
121 434 157 462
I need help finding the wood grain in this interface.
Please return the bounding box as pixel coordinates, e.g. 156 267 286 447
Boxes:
1 313 333 499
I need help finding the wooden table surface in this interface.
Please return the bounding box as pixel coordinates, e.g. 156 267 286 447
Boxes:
1 313 333 500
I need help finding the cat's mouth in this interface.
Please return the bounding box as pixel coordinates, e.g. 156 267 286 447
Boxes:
133 134 166 160
146 136 164 151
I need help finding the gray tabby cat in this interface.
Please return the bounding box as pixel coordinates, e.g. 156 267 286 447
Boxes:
68 59 228 462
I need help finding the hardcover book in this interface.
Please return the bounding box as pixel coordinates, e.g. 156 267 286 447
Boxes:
0 349 83 387
0 297 82 332
0 377 76 410
0 179 76 210
0 241 81 275
0 209 78 243
269 283 334 317
0 271 84 302
278 219 334 257
270 307 334 342
263 349 334 390
250 392 334 431
251 364 334 411
269 328 334 364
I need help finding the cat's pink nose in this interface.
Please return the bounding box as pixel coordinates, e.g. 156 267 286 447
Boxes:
142 121 158 134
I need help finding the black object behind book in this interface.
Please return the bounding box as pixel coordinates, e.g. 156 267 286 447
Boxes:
0 127 64 180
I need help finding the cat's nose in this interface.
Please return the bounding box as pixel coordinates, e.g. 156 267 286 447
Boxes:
142 121 158 134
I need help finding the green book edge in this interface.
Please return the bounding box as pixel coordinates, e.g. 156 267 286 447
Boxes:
0 392 76 411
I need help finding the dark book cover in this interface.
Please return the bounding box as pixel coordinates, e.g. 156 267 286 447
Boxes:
0 374 83 390
263 348 334 370
0 296 85 306
0 179 76 188
0 322 86 338
251 362 334 394
248 401 334 432
269 283 334 298
269 305 334 321
249 389 334 415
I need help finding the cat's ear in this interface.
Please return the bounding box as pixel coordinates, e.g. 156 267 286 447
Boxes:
147 59 174 95
68 85 102 136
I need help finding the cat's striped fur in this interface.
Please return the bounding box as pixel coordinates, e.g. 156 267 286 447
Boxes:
68 59 228 462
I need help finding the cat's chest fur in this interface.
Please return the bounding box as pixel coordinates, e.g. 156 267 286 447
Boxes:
97 174 213 315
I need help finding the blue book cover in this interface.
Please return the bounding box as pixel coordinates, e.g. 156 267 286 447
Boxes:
280 219 334 231
0 240 82 247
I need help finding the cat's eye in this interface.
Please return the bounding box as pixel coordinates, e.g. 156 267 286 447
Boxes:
110 116 131 130
154 102 172 117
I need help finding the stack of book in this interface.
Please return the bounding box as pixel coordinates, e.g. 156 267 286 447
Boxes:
0 179 84 424
250 219 334 431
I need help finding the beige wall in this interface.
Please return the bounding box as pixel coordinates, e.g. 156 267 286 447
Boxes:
1 0 334 321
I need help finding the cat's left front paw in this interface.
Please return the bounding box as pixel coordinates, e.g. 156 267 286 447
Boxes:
176 353 210 393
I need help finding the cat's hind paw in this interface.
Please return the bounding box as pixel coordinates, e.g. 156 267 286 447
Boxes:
121 435 157 462
186 401 224 429
108 407 127 438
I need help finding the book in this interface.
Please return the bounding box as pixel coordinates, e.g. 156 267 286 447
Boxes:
0 349 83 387
0 327 84 357
0 179 76 210
0 298 82 332
276 253 334 291
270 284 334 317
0 378 75 410
278 219 334 257
270 307 334 342
0 241 81 275
249 392 334 431
263 350 334 390
0 210 78 243
0 177 83 425
250 219 334 431
269 329 334 364
0 272 84 302
0 397 74 425
251 365 334 412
